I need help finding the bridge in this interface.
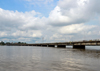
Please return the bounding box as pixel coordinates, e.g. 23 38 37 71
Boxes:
10 40 100 49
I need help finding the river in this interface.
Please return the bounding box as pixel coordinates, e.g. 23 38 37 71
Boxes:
0 46 100 71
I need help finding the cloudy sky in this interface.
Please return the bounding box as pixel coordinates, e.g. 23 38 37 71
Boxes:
0 0 100 43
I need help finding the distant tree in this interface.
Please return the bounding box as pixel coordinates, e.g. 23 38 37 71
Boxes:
18 42 27 44
18 42 21 44
6 42 11 45
1 41 5 45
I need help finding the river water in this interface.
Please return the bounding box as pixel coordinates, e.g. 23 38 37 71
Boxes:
0 46 100 71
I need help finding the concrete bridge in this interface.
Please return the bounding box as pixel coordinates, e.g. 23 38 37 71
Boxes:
10 40 100 49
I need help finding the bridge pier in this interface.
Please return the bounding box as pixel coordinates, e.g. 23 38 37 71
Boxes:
41 45 47 47
48 45 55 47
57 45 66 48
37 45 42 46
73 45 85 49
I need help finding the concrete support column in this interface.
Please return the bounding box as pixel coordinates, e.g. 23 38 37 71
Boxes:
96 42 98 45
41 45 47 47
37 45 41 46
57 45 66 48
73 45 85 49
48 45 55 47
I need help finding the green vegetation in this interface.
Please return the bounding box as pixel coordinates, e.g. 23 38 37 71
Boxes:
0 41 5 45
0 41 27 45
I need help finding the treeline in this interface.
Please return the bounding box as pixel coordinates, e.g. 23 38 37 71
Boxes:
0 41 27 45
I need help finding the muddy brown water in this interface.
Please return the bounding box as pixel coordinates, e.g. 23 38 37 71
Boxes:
0 46 100 71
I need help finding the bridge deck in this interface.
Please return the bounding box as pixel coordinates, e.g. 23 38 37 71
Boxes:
8 40 100 46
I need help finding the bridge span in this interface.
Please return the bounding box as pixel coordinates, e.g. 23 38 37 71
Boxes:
10 40 100 49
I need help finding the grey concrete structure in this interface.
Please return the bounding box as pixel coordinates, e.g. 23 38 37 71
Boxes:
9 40 100 49
48 45 55 47
57 45 66 48
73 45 85 49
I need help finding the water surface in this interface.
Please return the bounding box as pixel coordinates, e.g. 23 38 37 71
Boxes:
0 46 100 71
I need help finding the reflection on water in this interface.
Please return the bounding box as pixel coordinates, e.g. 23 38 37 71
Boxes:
0 46 100 71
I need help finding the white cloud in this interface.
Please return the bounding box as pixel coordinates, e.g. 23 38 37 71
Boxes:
0 0 100 43
0 8 43 42
0 32 7 37
48 6 71 26
59 23 96 34
47 0 100 26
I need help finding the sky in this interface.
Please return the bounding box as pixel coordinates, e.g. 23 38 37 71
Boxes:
0 0 100 43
